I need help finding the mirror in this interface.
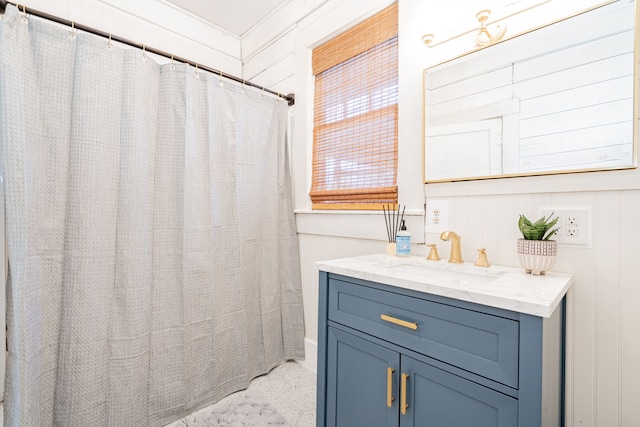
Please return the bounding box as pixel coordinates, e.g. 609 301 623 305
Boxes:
424 1 637 182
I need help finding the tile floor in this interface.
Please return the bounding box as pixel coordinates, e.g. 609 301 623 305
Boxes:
170 360 317 427
243 361 317 426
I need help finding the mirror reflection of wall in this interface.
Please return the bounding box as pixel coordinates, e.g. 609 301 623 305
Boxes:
424 0 637 182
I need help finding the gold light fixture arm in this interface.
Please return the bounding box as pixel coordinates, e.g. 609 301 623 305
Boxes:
476 9 507 47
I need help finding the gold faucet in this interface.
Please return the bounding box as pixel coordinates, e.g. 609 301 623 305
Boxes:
440 231 463 264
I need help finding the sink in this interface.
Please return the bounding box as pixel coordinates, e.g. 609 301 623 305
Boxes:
387 263 504 285
316 252 573 317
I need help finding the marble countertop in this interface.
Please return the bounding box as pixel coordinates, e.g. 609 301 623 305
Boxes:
316 253 573 318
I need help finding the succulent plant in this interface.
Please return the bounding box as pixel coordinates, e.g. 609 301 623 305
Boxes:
518 212 559 241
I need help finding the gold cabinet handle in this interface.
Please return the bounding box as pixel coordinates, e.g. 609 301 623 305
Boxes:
386 367 395 407
401 373 409 415
380 314 418 330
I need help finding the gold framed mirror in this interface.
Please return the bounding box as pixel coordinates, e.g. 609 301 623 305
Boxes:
423 0 638 182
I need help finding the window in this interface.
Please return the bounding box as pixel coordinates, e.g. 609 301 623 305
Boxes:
309 3 398 210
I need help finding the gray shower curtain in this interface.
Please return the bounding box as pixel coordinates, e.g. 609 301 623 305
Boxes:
0 5 304 426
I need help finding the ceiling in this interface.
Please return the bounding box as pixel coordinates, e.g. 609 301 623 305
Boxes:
165 0 543 39
166 0 289 37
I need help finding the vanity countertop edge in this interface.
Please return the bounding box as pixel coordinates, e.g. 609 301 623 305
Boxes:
316 253 573 318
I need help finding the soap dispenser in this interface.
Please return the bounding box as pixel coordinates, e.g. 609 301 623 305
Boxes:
395 220 411 257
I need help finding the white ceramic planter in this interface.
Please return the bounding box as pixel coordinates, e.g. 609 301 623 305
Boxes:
517 238 557 275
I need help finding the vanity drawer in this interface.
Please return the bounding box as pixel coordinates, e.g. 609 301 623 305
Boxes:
327 277 519 388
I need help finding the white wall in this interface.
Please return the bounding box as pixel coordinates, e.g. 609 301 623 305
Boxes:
14 0 243 75
246 0 640 426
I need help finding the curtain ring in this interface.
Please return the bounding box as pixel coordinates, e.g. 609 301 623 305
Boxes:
195 63 200 79
20 4 27 22
142 44 147 61
218 70 223 86
170 54 175 71
241 79 245 94
107 34 112 50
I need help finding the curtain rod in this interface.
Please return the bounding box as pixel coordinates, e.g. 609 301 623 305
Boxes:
0 0 295 106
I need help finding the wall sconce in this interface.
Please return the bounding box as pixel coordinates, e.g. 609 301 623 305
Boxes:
421 9 508 48
475 9 507 47
421 34 435 46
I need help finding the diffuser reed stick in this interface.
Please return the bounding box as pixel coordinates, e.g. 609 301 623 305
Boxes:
383 204 406 243
383 204 391 242
391 204 396 242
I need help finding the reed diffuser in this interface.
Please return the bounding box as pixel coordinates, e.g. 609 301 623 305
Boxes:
383 204 405 255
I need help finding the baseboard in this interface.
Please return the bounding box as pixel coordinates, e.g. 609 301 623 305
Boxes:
295 338 317 373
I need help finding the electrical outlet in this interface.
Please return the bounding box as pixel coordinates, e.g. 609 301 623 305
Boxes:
426 199 448 233
538 206 591 247
565 224 578 236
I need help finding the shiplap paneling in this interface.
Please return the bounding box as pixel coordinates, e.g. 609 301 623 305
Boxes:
514 31 632 84
591 191 620 425
619 190 640 426
241 0 330 61
18 0 243 74
244 47 296 91
518 75 632 121
242 25 297 84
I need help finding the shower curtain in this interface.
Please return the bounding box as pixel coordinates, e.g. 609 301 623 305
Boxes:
0 5 304 426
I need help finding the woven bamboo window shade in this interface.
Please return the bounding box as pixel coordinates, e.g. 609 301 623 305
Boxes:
310 3 398 210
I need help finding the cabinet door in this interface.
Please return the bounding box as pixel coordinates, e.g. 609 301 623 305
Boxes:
326 327 400 427
400 356 518 427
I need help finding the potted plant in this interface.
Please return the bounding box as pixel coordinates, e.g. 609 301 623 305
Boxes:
517 212 559 275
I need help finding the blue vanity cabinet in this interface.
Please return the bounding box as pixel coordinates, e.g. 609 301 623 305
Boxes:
326 326 400 427
317 271 565 427
325 326 518 427
402 355 518 426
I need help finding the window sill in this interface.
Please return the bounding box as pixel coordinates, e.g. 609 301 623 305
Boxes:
294 208 424 243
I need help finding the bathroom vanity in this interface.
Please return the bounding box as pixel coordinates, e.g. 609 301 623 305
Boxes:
316 254 573 427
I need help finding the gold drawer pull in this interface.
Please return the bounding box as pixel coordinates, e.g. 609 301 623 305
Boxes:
401 373 409 415
380 314 418 330
386 367 395 408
